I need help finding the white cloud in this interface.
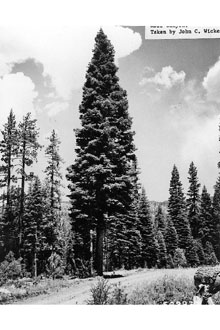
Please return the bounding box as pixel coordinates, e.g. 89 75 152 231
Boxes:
0 72 37 126
203 57 220 103
0 26 142 99
0 56 11 76
45 101 69 117
140 66 185 89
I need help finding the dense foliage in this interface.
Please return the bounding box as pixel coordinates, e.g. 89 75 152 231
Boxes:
0 29 219 282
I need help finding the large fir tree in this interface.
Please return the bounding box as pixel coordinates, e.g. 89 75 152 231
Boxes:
66 29 137 275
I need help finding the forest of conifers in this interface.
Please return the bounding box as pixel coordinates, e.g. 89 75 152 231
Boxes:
0 29 220 280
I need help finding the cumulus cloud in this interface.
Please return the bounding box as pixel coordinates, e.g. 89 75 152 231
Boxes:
203 57 220 103
0 72 37 126
0 57 11 77
45 101 69 117
140 66 185 89
0 26 142 99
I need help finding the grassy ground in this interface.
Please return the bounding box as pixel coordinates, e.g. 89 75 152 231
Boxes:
6 266 220 304
89 267 220 305
0 277 76 304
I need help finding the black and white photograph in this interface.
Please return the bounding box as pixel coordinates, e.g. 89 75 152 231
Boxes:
1 15 220 313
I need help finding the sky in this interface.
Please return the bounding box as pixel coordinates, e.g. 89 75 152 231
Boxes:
0 25 220 201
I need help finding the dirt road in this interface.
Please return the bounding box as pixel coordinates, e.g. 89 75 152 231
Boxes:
13 268 195 305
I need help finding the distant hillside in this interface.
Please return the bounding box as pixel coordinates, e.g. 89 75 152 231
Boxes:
149 200 168 217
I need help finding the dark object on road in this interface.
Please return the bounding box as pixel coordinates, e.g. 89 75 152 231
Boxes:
103 274 124 279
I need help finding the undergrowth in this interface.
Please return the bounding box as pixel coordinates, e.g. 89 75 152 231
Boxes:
87 277 128 305
88 274 220 305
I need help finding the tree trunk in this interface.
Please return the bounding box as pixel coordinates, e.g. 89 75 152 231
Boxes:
90 229 94 276
95 214 105 276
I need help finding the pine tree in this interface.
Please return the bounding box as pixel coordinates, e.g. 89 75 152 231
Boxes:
157 230 167 268
44 130 63 210
0 109 18 207
66 29 137 275
17 112 42 256
138 188 158 268
168 165 198 266
44 130 64 253
165 217 178 257
168 165 189 247
199 186 215 246
0 110 18 258
187 162 201 238
22 177 47 277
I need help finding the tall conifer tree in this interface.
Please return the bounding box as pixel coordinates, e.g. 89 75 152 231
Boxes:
0 109 18 207
187 162 201 238
17 112 41 256
199 186 214 246
44 130 64 253
0 110 18 258
22 177 47 276
212 176 220 260
168 165 198 266
44 129 63 210
212 123 220 260
67 29 137 275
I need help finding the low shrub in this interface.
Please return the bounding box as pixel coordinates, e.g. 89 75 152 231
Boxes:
0 252 23 285
109 283 128 305
87 277 111 304
87 278 128 305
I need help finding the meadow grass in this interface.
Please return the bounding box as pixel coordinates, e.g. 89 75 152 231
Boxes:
88 268 220 305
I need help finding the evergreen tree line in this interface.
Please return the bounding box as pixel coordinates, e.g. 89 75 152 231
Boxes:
0 110 72 277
